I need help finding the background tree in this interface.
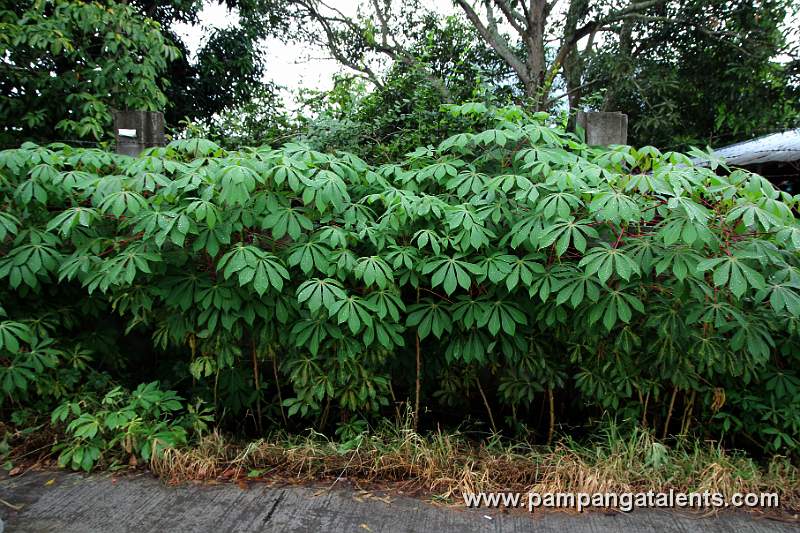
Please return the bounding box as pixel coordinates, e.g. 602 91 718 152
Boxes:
295 15 516 159
0 0 179 145
580 0 800 147
124 0 287 126
275 0 799 149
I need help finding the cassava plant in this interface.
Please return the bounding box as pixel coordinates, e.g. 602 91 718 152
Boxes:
1 103 799 465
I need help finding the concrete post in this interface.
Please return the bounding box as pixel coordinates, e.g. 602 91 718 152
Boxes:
112 110 165 156
576 111 628 146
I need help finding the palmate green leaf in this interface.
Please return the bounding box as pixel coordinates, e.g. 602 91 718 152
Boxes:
474 128 520 147
508 214 542 249
265 156 309 191
538 191 582 219
453 222 496 252
24 338 61 372
0 320 32 353
755 281 800 316
624 171 671 195
654 247 703 282
587 289 645 331
290 317 343 355
0 211 21 241
14 178 48 205
504 254 546 290
296 278 346 313
412 229 443 255
331 248 358 276
83 244 161 293
354 256 393 288
726 201 782 231
450 297 491 328
154 212 194 248
186 198 221 229
437 132 474 152
168 138 221 157
362 321 405 349
216 164 260 206
415 159 463 183
537 218 598 256
476 253 544 290
262 206 313 240
0 241 62 289
579 244 640 284
623 238 658 275
487 173 532 194
98 190 148 217
126 171 170 193
476 253 515 284
554 268 603 308
328 295 375 334
316 226 350 248
192 223 232 257
421 255 481 295
217 244 290 296
477 299 527 335
527 265 570 302
57 252 99 282
302 169 350 213
657 214 713 246
667 196 710 223
696 254 766 299
589 190 640 222
722 316 774 363
384 245 418 271
446 169 487 196
46 207 100 238
288 241 331 274
406 300 452 340
1 362 36 394
366 289 406 321
445 330 492 364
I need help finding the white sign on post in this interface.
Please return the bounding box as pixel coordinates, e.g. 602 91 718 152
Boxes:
118 129 137 138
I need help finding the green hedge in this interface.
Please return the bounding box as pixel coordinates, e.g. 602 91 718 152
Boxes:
1 104 799 458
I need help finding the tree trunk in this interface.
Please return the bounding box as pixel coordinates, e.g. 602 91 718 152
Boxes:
563 0 591 113
525 0 548 104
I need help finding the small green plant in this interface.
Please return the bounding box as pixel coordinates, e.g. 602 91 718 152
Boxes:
51 382 203 471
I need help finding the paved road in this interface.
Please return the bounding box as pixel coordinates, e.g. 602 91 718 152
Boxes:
1 470 797 532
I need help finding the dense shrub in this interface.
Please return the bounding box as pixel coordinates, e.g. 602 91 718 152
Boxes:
1 105 799 469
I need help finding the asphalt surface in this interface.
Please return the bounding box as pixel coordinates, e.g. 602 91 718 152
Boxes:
1 470 798 532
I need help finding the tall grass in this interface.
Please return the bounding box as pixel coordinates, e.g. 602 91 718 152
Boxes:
150 417 799 512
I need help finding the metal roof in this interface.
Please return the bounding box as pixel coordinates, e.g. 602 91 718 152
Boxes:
711 128 800 166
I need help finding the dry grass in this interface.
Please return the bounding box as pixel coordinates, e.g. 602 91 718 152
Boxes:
150 420 800 513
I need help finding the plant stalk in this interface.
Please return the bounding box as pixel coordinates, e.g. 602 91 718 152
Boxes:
271 345 287 426
251 339 263 435
475 376 497 433
547 387 555 446
663 386 679 439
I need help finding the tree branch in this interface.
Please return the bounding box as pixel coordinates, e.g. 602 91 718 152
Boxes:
455 0 530 86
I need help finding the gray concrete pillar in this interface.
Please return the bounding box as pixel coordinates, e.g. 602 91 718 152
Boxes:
112 110 165 156
576 111 628 146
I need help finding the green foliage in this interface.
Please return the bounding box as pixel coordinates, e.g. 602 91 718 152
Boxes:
2 105 800 462
585 0 800 149
0 0 179 144
51 382 208 471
